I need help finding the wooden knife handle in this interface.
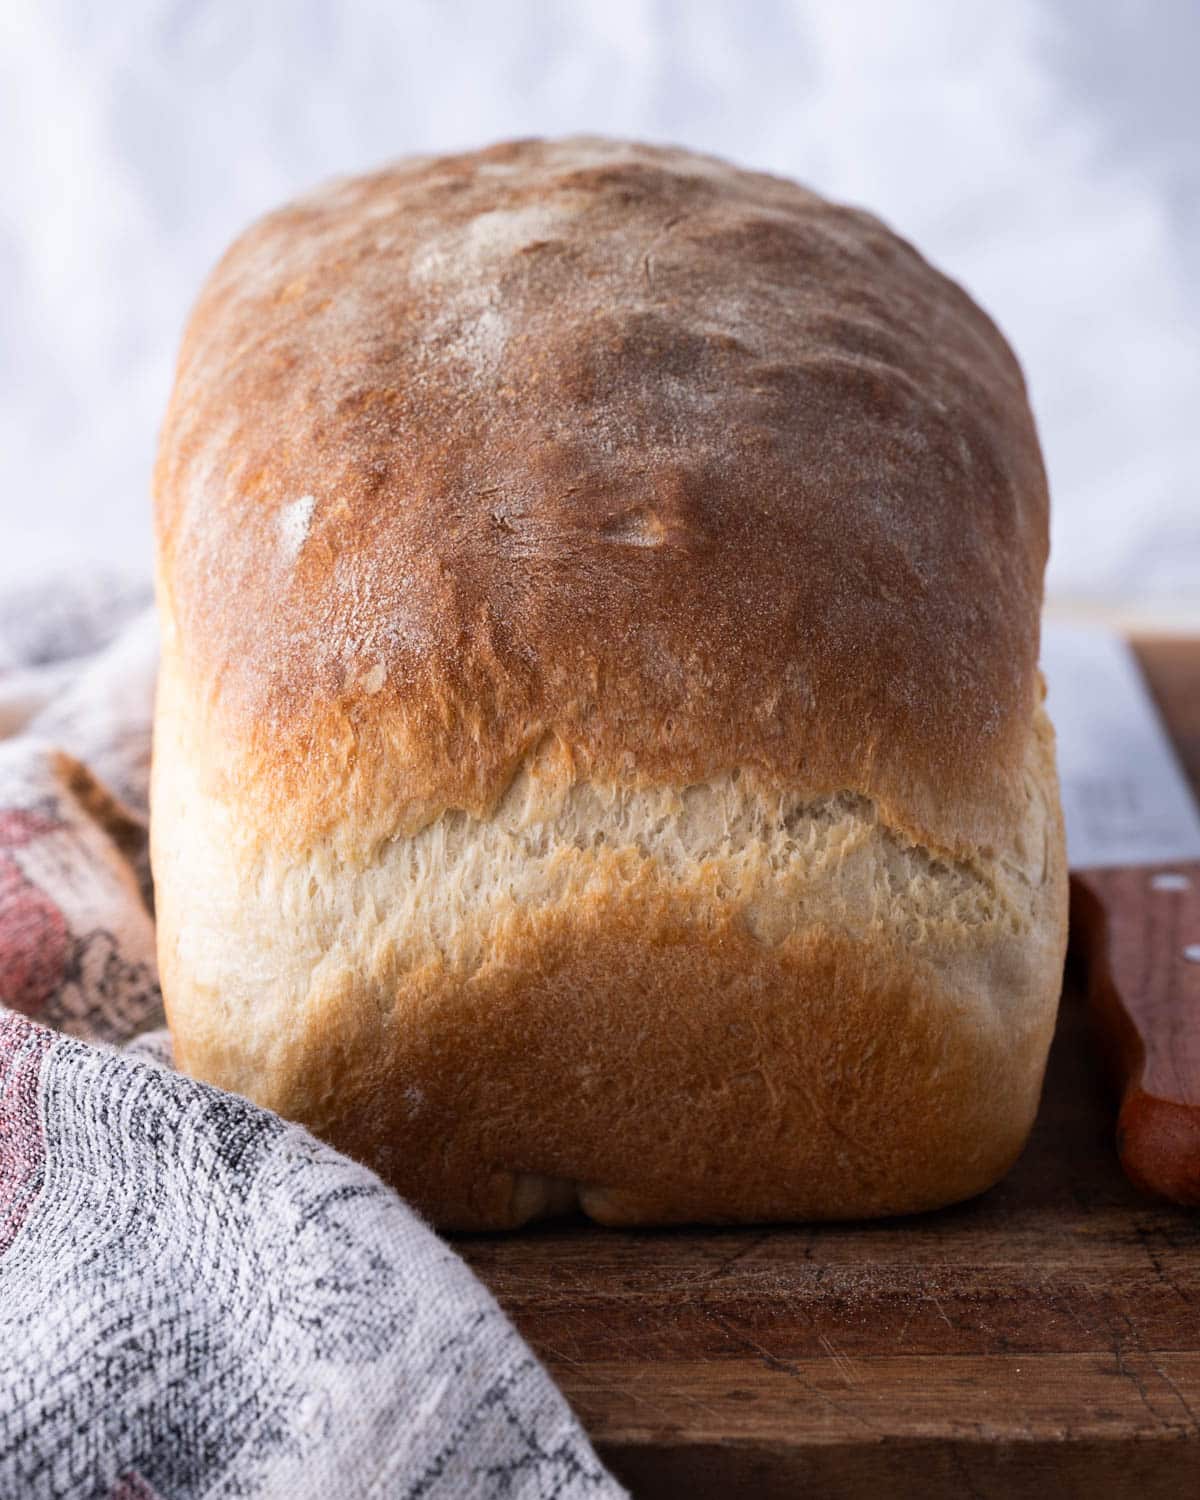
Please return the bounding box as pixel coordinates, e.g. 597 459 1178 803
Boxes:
1070 863 1200 1204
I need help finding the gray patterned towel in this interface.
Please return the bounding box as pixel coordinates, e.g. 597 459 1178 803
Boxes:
0 576 624 1500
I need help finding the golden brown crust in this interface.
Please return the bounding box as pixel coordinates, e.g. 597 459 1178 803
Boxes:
152 138 1067 1228
154 136 1048 859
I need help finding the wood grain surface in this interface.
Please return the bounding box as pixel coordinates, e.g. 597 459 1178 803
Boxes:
452 637 1200 1498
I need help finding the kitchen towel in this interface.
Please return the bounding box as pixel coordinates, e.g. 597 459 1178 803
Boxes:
0 575 624 1500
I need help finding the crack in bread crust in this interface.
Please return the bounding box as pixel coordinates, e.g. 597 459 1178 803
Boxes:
153 646 1065 1229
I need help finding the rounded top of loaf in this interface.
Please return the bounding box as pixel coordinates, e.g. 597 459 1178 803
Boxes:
154 136 1049 855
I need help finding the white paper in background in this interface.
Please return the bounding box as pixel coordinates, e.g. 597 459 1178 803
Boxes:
1041 621 1200 870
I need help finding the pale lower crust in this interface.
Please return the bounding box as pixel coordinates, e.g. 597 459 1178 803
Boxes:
165 917 1060 1230
153 663 1067 1230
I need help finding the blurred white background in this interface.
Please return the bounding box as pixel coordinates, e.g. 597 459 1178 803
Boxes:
1 0 1197 618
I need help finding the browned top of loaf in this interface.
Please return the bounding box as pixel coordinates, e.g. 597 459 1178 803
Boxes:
154 136 1049 855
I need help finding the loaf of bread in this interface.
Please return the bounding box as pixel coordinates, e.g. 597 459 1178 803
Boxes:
151 137 1068 1229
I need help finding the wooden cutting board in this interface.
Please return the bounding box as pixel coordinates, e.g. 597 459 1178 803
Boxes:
452 638 1200 1498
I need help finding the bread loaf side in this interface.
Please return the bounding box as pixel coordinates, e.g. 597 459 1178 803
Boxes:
152 137 1068 1227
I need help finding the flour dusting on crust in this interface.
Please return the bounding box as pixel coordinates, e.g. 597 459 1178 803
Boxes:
278 495 316 563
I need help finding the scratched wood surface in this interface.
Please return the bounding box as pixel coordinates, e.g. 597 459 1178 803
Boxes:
452 637 1200 1498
